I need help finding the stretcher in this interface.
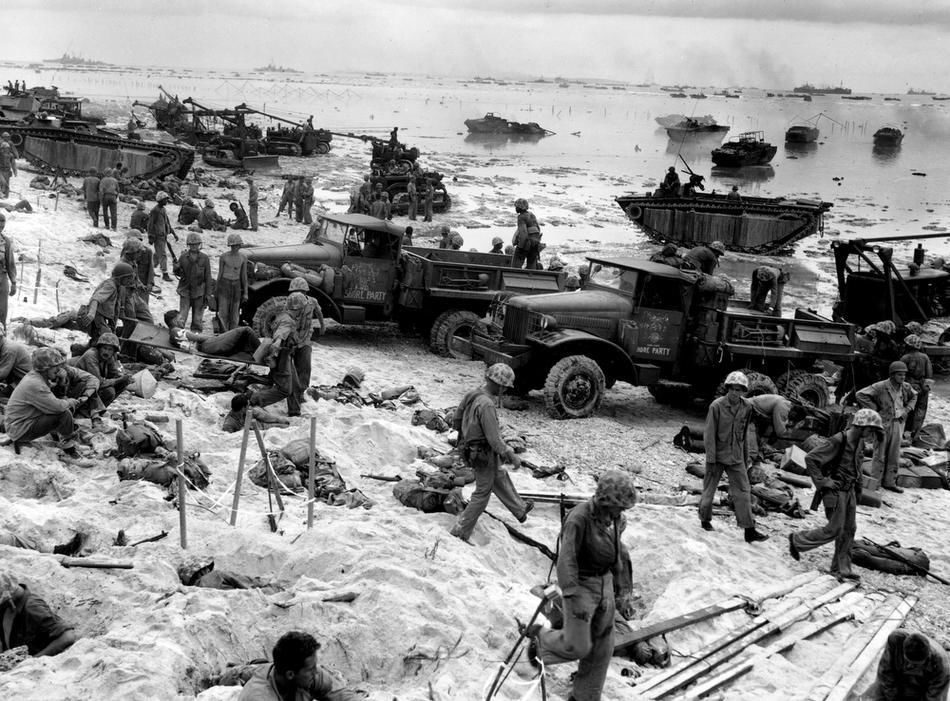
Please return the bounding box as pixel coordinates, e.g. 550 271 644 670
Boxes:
117 319 268 367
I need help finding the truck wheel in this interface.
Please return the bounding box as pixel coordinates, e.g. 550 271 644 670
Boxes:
715 370 777 398
543 355 605 419
777 369 829 408
315 142 330 154
430 310 482 359
252 296 287 336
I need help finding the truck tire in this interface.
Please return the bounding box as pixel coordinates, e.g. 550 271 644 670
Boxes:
430 310 482 359
777 369 829 408
715 370 777 398
315 142 330 154
252 296 287 336
543 355 605 419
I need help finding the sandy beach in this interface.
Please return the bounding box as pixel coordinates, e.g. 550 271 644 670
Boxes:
0 79 949 701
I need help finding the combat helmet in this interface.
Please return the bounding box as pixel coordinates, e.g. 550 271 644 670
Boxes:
593 470 638 510
709 241 726 255
32 347 65 372
343 367 365 388
904 334 923 350
723 370 749 390
186 232 203 246
111 262 134 279
288 277 309 293
852 408 884 435
491 236 504 246
226 233 243 247
514 198 529 212
204 198 214 208
486 362 515 388
156 191 169 202
95 333 121 350
286 291 307 310
888 361 908 375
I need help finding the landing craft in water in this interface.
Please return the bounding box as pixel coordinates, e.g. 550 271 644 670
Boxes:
464 113 554 136
872 126 904 147
711 131 777 167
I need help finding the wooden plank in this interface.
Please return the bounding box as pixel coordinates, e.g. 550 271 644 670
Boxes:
60 557 133 569
823 595 917 701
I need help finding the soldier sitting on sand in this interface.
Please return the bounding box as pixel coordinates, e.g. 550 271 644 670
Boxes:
0 573 78 659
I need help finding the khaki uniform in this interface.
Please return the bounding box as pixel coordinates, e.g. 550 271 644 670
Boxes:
700 394 755 529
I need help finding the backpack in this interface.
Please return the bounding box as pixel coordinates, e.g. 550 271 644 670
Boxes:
851 538 930 575
115 423 166 458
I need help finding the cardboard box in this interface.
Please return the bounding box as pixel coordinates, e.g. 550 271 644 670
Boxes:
897 465 944 489
862 474 881 493
781 446 808 475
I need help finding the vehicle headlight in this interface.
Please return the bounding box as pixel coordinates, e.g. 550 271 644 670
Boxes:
538 314 558 331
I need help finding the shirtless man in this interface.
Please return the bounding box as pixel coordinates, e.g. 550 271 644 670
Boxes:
216 234 249 332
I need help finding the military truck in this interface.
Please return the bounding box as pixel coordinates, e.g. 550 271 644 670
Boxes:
468 256 858 419
241 213 564 355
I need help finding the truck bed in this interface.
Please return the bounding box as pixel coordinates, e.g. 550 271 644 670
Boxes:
402 247 564 298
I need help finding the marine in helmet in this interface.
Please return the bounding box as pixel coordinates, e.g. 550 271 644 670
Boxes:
68 332 132 416
177 197 201 226
900 334 933 439
118 235 155 323
129 199 149 234
649 243 684 269
81 168 101 228
0 572 78 657
749 265 790 314
700 370 769 543
197 198 228 232
148 190 179 282
531 469 637 698
511 198 542 270
0 321 31 389
297 176 315 225
249 286 324 418
788 407 885 580
5 347 101 455
438 224 464 251
683 240 725 275
0 210 18 325
449 363 532 543
227 201 250 231
82 262 136 344
489 236 504 254
173 231 213 332
855 361 918 493
215 232 249 332
660 165 680 196
0 130 19 199
867 629 950 701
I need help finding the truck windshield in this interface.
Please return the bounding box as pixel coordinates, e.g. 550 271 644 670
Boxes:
588 264 639 296
308 219 347 246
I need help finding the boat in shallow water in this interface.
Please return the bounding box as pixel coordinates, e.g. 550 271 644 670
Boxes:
872 126 904 146
785 124 819 143
665 117 730 140
614 191 833 254
711 131 777 167
464 113 553 136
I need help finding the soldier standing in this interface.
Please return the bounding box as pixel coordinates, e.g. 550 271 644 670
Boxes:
245 176 259 231
511 198 542 269
148 192 177 282
900 334 933 439
216 233 248 332
449 363 531 543
174 232 213 332
277 178 295 219
0 132 19 199
406 177 418 220
699 370 769 543
423 180 434 222
83 263 135 344
98 168 119 231
82 168 101 228
856 361 917 493
299 177 315 225
789 409 884 581
118 236 153 322
0 212 18 326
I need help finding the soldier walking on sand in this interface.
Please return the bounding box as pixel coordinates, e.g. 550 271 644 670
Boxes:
789 408 884 582
82 168 101 228
449 363 532 544
406 177 418 220
511 198 542 269
856 361 917 493
148 192 178 282
216 233 248 332
699 370 769 543
0 212 18 326
98 168 119 231
245 176 259 231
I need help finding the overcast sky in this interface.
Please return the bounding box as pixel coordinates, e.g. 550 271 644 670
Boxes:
3 0 947 92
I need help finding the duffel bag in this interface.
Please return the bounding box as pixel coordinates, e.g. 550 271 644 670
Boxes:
851 538 930 576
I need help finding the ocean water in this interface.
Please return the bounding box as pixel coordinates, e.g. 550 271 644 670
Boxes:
7 64 950 315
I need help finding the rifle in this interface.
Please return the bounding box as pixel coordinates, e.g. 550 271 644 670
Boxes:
165 238 178 266
360 473 402 482
863 538 950 585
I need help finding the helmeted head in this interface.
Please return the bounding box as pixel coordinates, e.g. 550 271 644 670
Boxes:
709 241 726 256
565 273 581 290
204 198 214 208
122 237 143 256
876 320 896 335
486 362 515 389
0 572 20 609
156 191 169 203
491 236 503 247
112 261 134 280
440 224 451 236
903 632 932 667
593 470 638 511
186 232 202 247
514 198 529 212
286 291 307 311
229 202 239 213
731 185 739 192
0 132 10 141
889 360 908 376
723 370 748 391
343 367 365 388
96 333 121 350
134 199 145 211
177 556 215 587
852 407 884 437
226 233 243 247
668 166 676 173
288 277 309 293
32 347 65 373
904 334 923 350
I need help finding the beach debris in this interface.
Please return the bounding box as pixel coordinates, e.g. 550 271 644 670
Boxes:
60 556 134 569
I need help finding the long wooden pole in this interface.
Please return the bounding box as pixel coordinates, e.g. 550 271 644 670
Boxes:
176 419 187 549
307 417 316 530
251 421 285 513
229 409 253 526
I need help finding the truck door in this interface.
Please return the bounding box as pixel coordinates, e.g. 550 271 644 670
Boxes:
340 229 399 314
620 309 683 364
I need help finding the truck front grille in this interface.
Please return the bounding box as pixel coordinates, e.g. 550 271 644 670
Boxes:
503 306 541 343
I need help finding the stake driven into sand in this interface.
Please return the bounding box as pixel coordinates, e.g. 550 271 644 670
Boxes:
307 417 316 530
177 418 187 549
229 410 253 526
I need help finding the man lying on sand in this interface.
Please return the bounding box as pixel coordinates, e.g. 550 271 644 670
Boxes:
0 572 78 658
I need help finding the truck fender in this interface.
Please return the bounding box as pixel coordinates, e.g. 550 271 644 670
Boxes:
530 329 638 383
246 278 342 322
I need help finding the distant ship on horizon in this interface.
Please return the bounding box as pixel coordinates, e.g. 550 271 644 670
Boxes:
793 83 852 95
907 88 936 95
253 62 302 74
43 52 113 67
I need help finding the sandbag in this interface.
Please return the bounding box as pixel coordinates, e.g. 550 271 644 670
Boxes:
851 539 930 576
631 636 671 667
393 480 446 513
751 481 804 518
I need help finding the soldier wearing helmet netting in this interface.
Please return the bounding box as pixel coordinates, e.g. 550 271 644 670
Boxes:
449 363 532 543
856 361 918 492
174 232 213 332
511 198 542 270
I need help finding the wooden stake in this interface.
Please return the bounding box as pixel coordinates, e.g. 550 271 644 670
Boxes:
32 240 42 305
60 557 133 569
176 419 187 549
251 420 285 513
307 416 316 530
229 409 252 526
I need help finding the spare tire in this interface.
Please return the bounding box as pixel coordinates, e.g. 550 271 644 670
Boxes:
251 295 287 337
429 309 482 359
777 369 829 408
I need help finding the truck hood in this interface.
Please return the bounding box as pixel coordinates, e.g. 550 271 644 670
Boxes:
244 242 343 268
508 289 633 316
